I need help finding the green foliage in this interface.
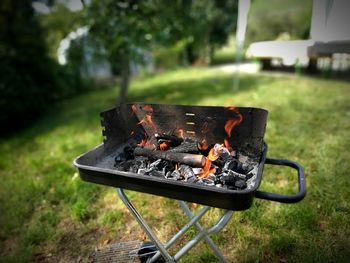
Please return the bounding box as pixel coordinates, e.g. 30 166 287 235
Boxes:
99 210 123 226
88 1 160 65
38 3 84 59
72 199 90 221
246 0 313 43
0 0 84 135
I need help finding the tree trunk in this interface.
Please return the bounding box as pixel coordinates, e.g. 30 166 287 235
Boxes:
118 58 129 105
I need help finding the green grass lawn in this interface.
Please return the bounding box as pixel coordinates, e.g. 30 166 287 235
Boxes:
0 68 349 262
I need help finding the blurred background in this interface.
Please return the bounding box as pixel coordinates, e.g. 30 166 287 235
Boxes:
0 0 349 262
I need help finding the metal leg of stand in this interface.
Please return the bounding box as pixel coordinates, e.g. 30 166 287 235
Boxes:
173 209 233 262
148 205 210 263
178 201 230 263
117 188 233 263
116 188 175 262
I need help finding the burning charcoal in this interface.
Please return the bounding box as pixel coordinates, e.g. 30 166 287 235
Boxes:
220 174 236 185
137 168 147 175
195 180 205 186
238 154 249 164
115 160 134 171
234 179 247 189
246 172 254 180
179 165 195 179
213 143 231 160
207 175 216 181
114 154 126 163
227 170 246 180
187 176 198 183
169 170 182 180
168 138 199 153
148 170 165 178
149 159 162 168
134 156 149 168
124 145 134 159
244 164 255 174
192 168 203 175
155 133 184 147
202 178 215 186
233 162 245 174
223 159 238 171
160 161 175 174
134 147 205 167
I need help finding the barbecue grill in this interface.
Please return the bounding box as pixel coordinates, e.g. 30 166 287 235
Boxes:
74 103 306 262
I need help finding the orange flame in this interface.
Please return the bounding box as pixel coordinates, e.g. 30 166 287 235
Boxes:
159 140 171 150
198 139 209 151
208 147 219 161
138 114 157 131
224 116 242 137
224 139 232 151
141 105 153 113
224 107 243 150
137 138 147 147
174 128 184 138
200 157 216 178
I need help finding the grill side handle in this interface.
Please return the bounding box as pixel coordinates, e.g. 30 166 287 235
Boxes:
255 158 306 203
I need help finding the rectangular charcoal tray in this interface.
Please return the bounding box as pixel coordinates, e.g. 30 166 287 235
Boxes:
74 103 305 210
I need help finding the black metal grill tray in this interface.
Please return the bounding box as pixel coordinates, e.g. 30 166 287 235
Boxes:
74 103 269 210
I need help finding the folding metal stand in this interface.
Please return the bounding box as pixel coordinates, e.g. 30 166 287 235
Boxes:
117 188 233 263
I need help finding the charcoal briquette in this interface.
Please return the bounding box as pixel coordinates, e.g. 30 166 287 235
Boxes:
170 170 182 180
227 170 246 180
179 165 195 179
221 174 236 185
223 159 238 171
186 176 197 183
149 170 164 178
235 179 247 189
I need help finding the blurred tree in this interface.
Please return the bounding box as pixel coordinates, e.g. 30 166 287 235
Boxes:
246 0 312 43
87 0 161 105
157 0 237 65
38 3 84 59
87 0 238 103
0 0 63 134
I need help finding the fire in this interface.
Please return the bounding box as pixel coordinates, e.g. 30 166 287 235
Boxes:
208 148 219 161
141 105 154 113
174 128 184 138
159 141 171 150
137 138 147 147
199 157 216 178
198 139 209 151
224 107 243 149
224 139 231 151
137 105 157 131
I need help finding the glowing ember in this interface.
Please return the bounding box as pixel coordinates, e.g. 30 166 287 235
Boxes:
131 104 137 114
224 139 231 151
142 105 154 113
138 112 157 131
224 107 243 137
137 138 147 147
208 148 219 161
159 141 171 150
198 139 209 151
175 128 184 138
200 157 216 178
